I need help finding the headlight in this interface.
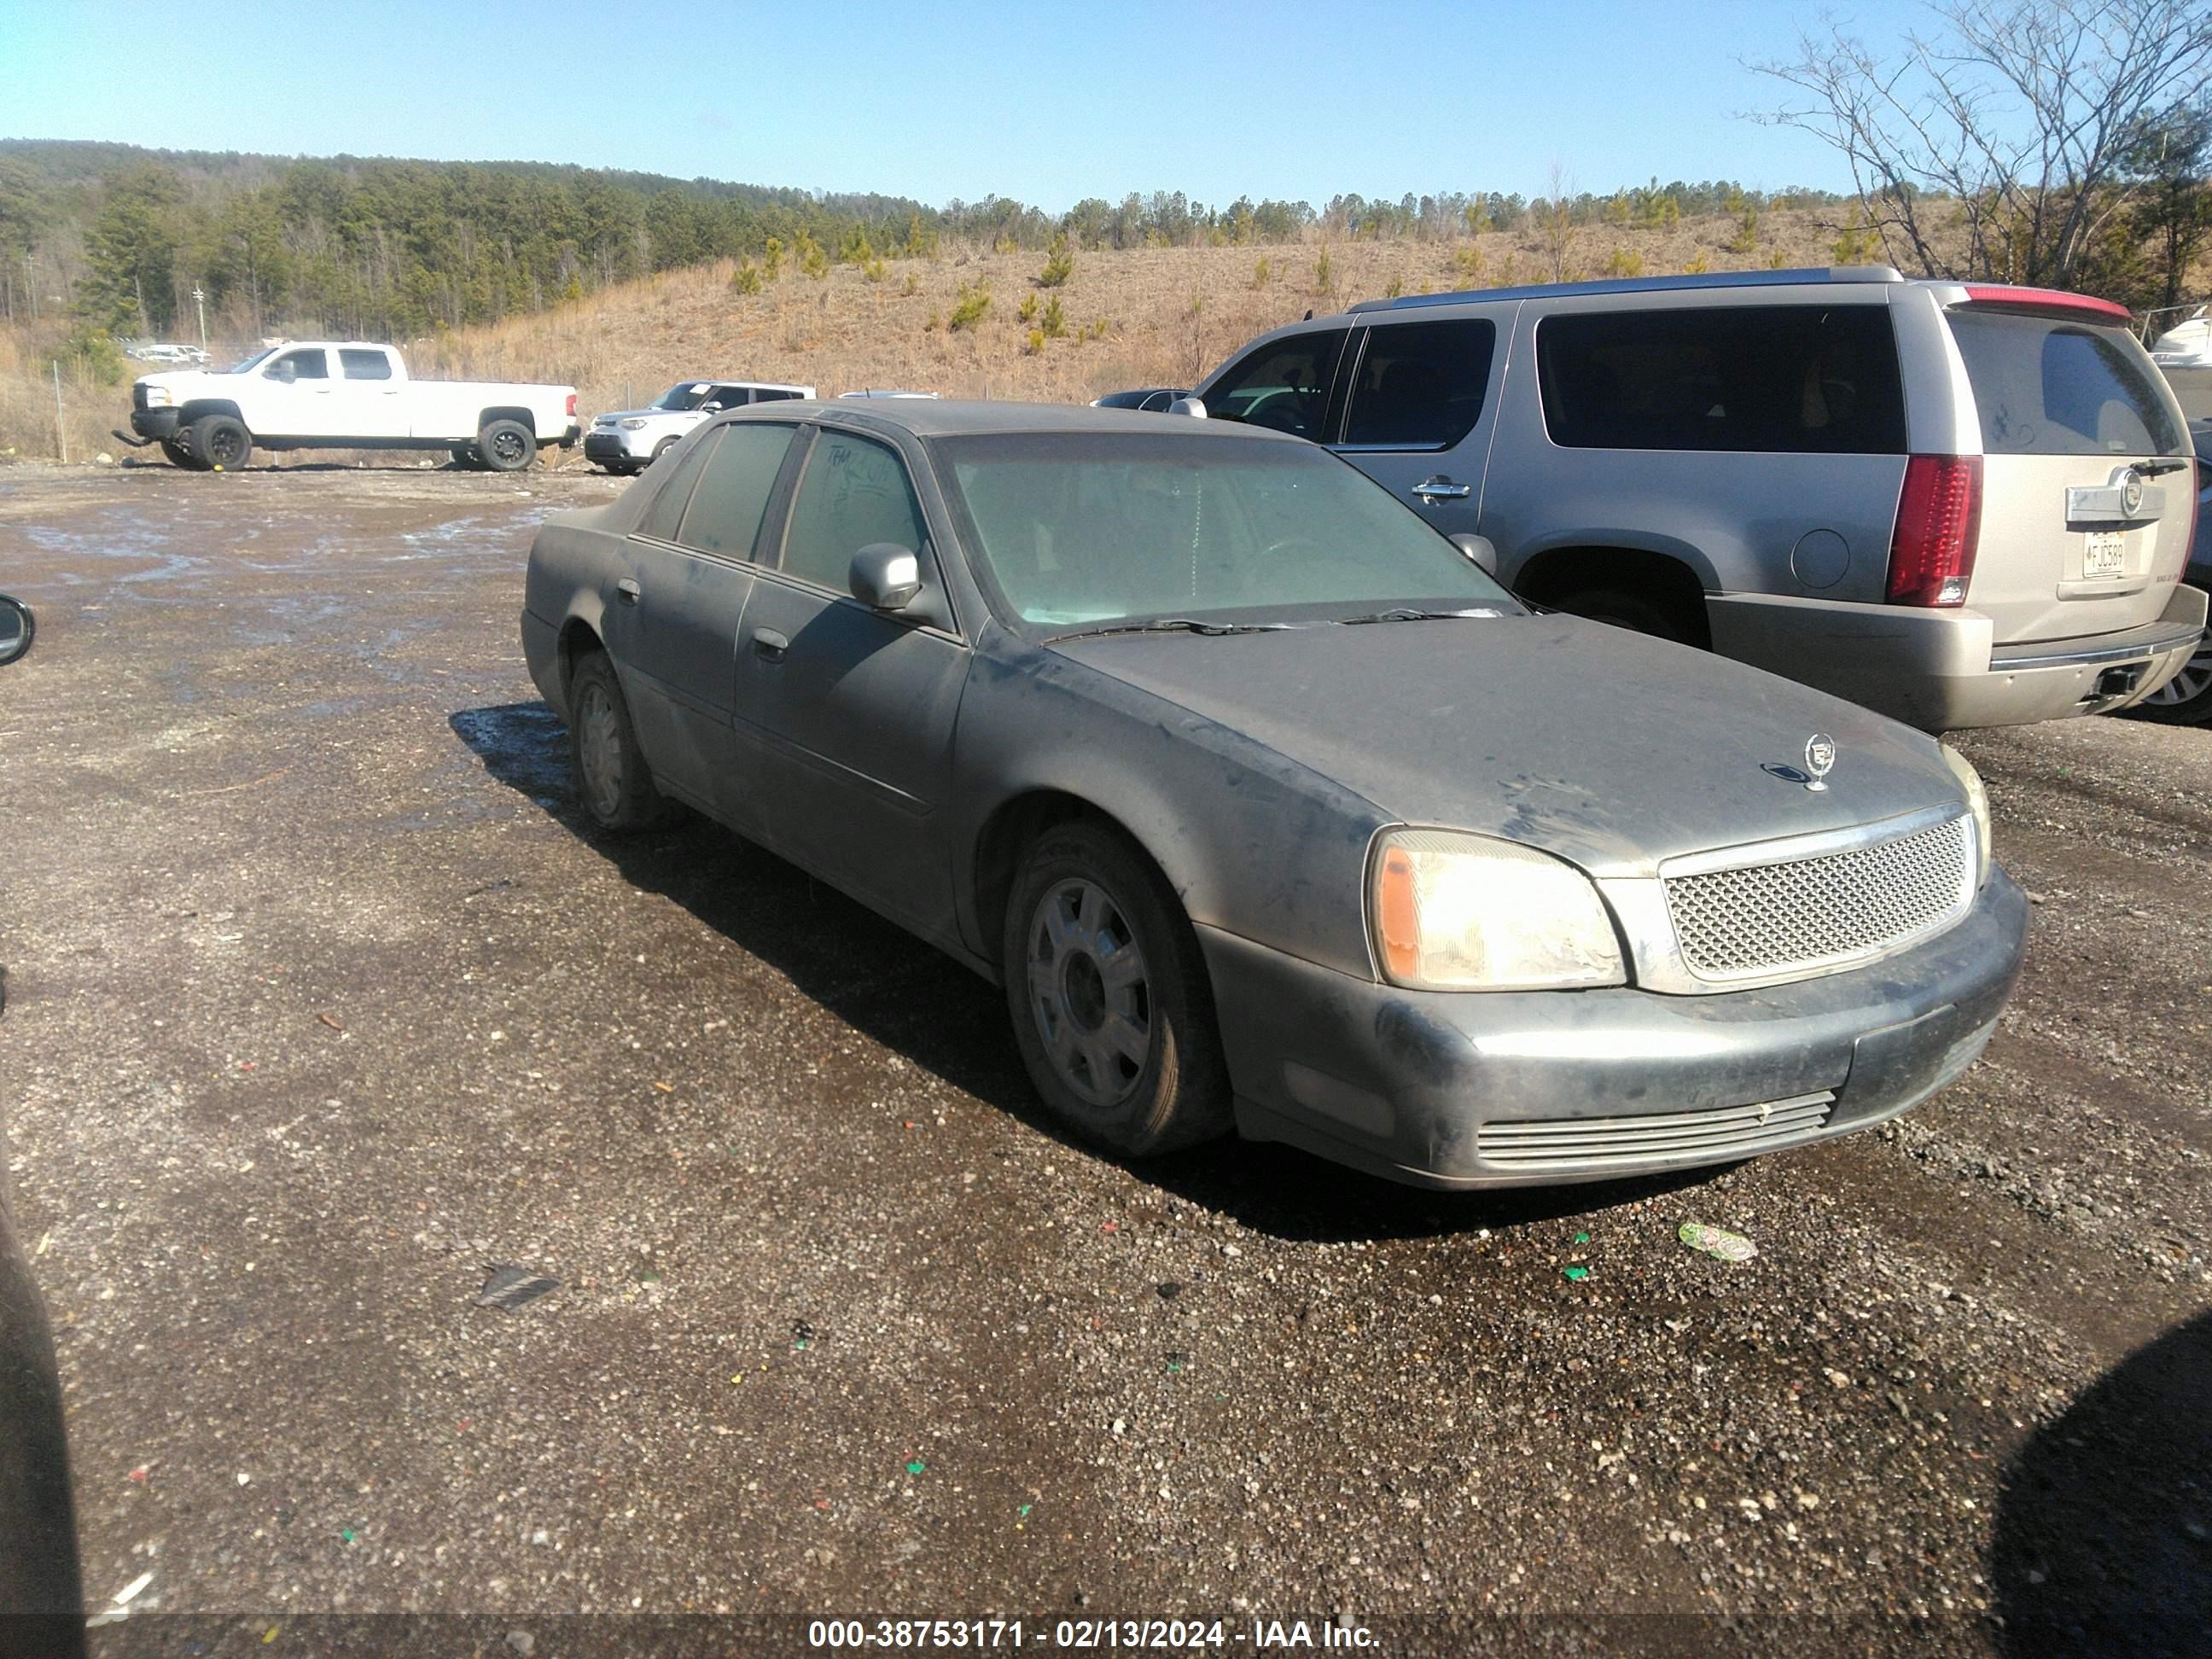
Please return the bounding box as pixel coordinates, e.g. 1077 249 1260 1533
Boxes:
1938 744 1993 886
143 384 173 407
1370 829 1626 991
619 417 649 430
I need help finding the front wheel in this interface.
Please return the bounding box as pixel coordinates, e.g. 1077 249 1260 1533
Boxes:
159 438 195 469
189 413 252 472
648 437 679 465
567 653 677 831
2127 631 2212 725
1001 821 1232 1156
476 419 536 473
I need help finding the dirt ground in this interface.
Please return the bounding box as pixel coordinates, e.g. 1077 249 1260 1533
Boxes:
0 458 2206 1656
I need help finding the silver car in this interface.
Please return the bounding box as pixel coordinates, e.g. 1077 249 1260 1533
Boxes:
521 401 2025 1189
1195 266 2207 731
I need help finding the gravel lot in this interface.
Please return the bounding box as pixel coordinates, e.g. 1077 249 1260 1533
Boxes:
0 460 2205 1656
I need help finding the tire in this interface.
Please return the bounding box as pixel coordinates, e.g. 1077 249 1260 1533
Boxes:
158 438 195 469
450 445 481 469
2127 629 2212 725
189 413 252 472
1554 585 1703 647
1001 820 1232 1157
648 436 679 465
476 418 536 473
567 651 676 831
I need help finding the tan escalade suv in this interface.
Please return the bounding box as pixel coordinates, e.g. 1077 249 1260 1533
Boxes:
1192 267 2206 730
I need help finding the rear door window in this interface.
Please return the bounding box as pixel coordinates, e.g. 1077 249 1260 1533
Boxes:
1946 310 2185 456
637 429 721 543
1538 306 1906 453
1340 318 1497 449
338 349 392 380
1204 330 1348 439
676 424 798 558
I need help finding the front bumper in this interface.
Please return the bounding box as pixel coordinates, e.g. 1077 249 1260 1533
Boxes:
583 428 645 464
1201 870 2028 1189
1708 585 2209 730
129 407 183 442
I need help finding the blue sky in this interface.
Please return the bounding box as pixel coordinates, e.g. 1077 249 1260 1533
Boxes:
0 0 1930 207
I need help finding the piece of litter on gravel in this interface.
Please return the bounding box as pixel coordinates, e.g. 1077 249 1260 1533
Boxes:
476 1266 560 1312
906 1459 927 1476
1165 1352 1185 1373
1574 1231 1591 1244
792 1319 814 1347
341 1528 356 1544
317 1012 343 1031
236 1471 252 1486
1563 1266 1590 1282
1679 1221 1757 1263
1156 1282 1182 1300
112 1571 154 1606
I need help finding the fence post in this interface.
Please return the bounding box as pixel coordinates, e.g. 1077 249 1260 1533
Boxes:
52 361 67 465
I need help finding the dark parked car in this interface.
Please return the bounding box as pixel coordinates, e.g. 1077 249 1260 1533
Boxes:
1091 387 1190 412
521 401 2025 1189
2127 416 2211 724
0 594 87 1658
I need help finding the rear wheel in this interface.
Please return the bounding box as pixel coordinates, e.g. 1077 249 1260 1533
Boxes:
1001 821 1232 1157
476 419 536 473
1553 585 1703 646
2128 629 2212 725
189 413 252 472
567 652 677 831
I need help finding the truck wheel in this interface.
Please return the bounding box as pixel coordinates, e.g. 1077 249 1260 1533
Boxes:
476 419 536 473
159 439 195 469
568 652 678 831
449 445 481 469
190 414 252 472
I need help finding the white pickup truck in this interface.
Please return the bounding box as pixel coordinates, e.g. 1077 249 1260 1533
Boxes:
120 341 580 472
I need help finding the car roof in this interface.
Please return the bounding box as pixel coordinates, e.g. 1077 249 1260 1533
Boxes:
736 398 1308 442
1346 265 1909 312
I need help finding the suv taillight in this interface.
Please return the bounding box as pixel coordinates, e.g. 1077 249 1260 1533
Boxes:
566 393 578 417
1888 455 1982 607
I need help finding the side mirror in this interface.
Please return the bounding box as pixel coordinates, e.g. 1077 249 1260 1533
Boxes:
0 596 32 667
1167 396 1208 418
849 543 923 611
1450 533 1499 575
701 402 725 413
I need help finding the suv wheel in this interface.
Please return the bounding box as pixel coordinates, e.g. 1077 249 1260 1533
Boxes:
1556 585 1703 647
2128 630 2212 725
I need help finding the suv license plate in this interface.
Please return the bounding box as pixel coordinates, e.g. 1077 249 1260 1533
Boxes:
2084 531 2127 578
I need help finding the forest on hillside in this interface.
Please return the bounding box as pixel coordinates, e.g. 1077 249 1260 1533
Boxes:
0 140 1844 348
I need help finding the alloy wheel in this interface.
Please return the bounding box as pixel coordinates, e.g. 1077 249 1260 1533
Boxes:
1024 876 1152 1109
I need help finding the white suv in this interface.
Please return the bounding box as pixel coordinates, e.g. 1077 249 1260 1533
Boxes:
584 380 813 474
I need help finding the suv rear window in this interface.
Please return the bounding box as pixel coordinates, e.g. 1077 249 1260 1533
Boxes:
1341 319 1496 450
1947 310 2184 457
1538 306 1906 454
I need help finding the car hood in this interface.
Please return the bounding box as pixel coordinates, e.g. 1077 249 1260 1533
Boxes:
597 407 695 422
1050 614 1959 876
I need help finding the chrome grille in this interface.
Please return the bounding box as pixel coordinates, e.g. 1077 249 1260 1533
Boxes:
1479 1091 1836 1168
1664 815 1973 982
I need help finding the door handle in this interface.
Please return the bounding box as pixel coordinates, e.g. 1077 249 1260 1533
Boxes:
1412 476 1471 503
614 579 641 605
752 627 789 661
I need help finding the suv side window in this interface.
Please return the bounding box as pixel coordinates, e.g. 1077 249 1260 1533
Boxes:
777 430 931 591
338 349 393 380
1204 330 1348 439
707 385 752 410
1538 306 1907 454
637 429 722 543
1341 319 1497 449
676 424 797 558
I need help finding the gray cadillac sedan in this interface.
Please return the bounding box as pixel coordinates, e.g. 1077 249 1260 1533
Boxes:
521 400 2027 1189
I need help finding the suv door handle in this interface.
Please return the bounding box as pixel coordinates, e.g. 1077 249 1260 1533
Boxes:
614 579 641 605
1412 476 1471 503
752 628 789 661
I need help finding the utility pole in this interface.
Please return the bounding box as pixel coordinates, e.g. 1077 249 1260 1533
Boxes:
52 362 67 464
193 286 207 347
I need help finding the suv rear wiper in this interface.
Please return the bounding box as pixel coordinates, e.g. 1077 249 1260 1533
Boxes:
1047 617 1297 642
2131 457 2191 476
1336 607 1503 626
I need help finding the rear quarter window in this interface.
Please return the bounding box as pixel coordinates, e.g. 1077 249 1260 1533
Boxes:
1946 310 2184 457
1538 305 1907 453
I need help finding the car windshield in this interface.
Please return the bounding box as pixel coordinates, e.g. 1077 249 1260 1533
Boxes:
224 347 278 374
938 432 1516 633
653 383 718 410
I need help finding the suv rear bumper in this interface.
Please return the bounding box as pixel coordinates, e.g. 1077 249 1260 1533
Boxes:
1708 585 2209 730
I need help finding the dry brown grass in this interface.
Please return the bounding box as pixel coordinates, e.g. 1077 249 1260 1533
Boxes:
0 206 1906 459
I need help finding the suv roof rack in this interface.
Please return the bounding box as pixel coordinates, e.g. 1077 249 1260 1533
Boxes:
1349 265 1906 313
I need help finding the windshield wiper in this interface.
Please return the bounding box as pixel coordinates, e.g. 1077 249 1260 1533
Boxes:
1048 617 1297 643
1336 607 1503 626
